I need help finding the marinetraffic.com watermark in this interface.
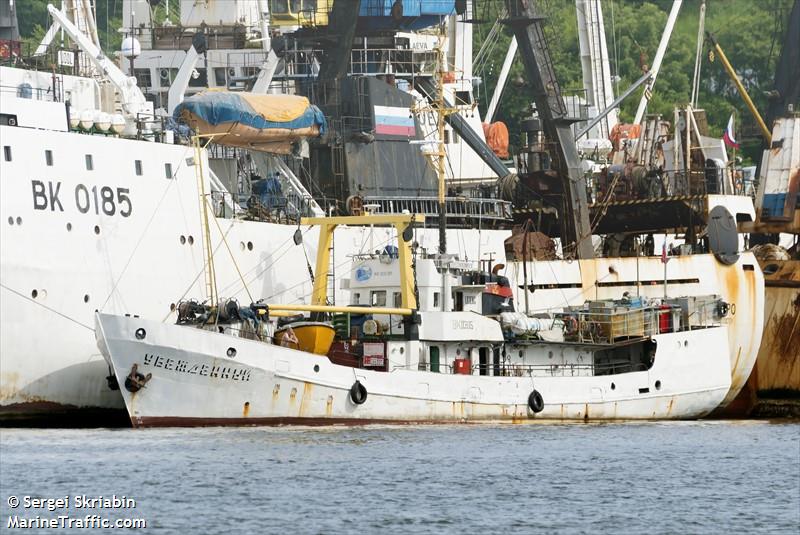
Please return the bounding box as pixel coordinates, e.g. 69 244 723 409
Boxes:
5 495 146 530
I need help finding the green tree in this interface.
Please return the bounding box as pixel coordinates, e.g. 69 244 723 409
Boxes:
473 0 794 162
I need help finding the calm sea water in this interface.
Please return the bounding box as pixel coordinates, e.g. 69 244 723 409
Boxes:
1 421 798 534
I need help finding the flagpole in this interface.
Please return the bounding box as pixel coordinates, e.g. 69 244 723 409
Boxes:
732 111 736 193
662 234 668 298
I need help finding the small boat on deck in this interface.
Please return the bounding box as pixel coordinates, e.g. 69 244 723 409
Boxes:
274 320 336 355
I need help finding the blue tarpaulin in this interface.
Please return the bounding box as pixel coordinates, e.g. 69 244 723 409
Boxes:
174 92 326 134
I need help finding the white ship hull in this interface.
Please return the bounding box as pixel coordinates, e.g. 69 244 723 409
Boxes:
96 313 733 426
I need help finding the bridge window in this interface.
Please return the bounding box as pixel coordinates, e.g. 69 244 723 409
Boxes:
45 150 53 166
134 69 152 89
214 68 227 87
3 146 11 162
134 160 143 176
85 154 93 171
393 292 402 308
455 91 471 105
188 68 207 88
371 290 386 307
165 163 173 179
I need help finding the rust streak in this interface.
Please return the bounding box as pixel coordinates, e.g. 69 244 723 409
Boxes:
298 382 313 416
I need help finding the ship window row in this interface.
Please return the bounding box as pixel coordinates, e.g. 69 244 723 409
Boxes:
6 147 176 178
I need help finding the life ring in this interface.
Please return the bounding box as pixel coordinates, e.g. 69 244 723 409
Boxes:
528 389 544 413
350 381 368 405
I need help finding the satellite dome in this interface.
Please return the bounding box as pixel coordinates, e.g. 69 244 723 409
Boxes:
121 37 141 58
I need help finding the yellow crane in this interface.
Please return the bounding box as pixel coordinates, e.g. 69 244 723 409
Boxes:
705 31 772 144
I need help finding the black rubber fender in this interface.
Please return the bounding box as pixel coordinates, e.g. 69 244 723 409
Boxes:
350 381 368 405
528 389 544 413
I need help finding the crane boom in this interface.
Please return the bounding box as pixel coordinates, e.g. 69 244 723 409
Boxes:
46 3 147 118
503 0 594 259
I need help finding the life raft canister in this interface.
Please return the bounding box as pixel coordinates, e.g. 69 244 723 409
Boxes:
528 389 544 413
350 381 368 405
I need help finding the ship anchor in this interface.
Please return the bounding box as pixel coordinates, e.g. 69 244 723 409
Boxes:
124 364 152 393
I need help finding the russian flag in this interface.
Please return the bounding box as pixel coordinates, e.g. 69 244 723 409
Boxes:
723 114 739 149
374 105 416 137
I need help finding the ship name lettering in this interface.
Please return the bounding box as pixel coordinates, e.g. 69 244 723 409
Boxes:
142 353 250 381
32 181 132 217
31 180 64 212
451 320 474 330
74 184 132 217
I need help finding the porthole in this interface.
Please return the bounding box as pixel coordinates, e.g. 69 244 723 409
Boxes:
94 225 100 235
170 303 176 311
83 294 90 303
135 328 146 340
684 340 688 347
15 217 21 225
226 347 237 358
762 263 779 275
610 382 616 390
247 241 253 251
31 289 38 299
655 380 662 390
399 347 404 354
66 222 72 231
239 241 245 251
7 217 12 225
313 364 320 373
180 235 186 245
188 236 194 245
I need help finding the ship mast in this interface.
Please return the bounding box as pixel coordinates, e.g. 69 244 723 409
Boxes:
192 135 218 305
434 32 448 255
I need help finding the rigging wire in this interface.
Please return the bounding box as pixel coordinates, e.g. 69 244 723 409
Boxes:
1 284 93 331
98 144 194 313
204 196 254 304
215 225 314 297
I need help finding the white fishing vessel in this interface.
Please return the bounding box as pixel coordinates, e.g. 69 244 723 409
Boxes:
96 212 760 425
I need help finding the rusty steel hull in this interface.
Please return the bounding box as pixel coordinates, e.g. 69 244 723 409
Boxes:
506 252 765 410
720 259 800 417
